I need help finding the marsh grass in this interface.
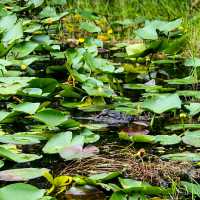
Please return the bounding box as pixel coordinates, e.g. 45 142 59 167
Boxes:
67 0 200 57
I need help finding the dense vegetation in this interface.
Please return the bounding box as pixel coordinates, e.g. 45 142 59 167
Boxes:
0 0 200 199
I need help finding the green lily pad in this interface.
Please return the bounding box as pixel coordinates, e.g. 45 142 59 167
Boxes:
182 130 200 147
80 22 101 33
10 41 39 58
42 132 72 154
2 22 23 46
81 128 100 144
0 146 42 163
12 102 40 114
155 134 181 145
181 181 200 197
184 57 200 67
161 152 200 161
165 124 200 131
165 76 199 85
119 178 170 195
0 134 41 145
142 94 181 114
126 43 146 57
119 131 155 143
177 90 200 98
0 168 49 181
185 103 200 116
0 183 45 200
34 109 69 127
89 172 120 182
59 135 98 160
110 191 127 200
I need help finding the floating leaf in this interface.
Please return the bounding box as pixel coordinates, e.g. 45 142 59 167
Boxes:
177 90 200 98
34 109 68 127
0 134 41 145
10 41 39 58
155 134 181 145
161 152 200 161
0 15 17 32
81 128 100 143
0 168 49 181
182 130 200 147
0 146 42 163
142 94 181 114
135 25 158 40
126 43 146 57
2 22 23 46
184 57 200 67
110 191 127 200
165 76 199 85
42 132 72 154
165 124 200 131
80 22 101 33
119 131 155 143
12 102 40 114
181 181 200 197
89 172 120 182
0 183 45 200
185 103 200 116
59 145 99 161
28 78 58 95
119 178 170 195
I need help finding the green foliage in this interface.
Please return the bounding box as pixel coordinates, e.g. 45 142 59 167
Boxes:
0 1 198 199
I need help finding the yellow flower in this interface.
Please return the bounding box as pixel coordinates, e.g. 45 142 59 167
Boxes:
20 64 28 70
180 112 187 119
97 34 108 41
78 38 85 43
107 28 113 34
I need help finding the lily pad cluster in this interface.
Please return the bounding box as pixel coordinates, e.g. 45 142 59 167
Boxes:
0 0 199 199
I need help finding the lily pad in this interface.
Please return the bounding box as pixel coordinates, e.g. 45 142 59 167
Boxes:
155 134 181 145
185 103 200 116
182 130 200 147
34 109 69 127
165 124 200 131
42 132 72 154
0 134 41 145
165 76 199 85
142 94 181 114
161 152 200 161
184 57 200 67
119 178 170 195
12 102 40 114
89 172 120 182
0 146 42 163
181 181 200 197
0 183 45 200
0 168 49 181
59 144 99 161
80 22 101 33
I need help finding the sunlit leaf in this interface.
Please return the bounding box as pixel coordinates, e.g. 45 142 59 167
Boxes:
0 168 49 181
155 134 181 145
80 22 101 33
0 183 45 200
142 94 181 114
42 132 72 154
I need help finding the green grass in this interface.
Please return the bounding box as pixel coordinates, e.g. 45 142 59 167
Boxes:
67 0 200 57
68 0 189 20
